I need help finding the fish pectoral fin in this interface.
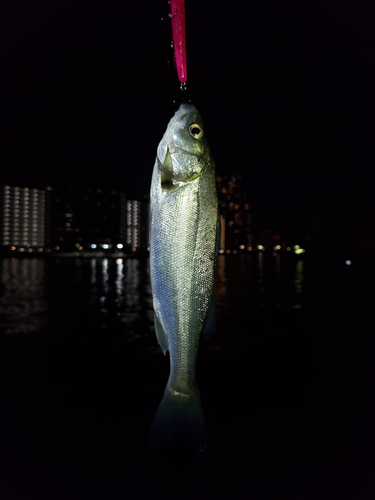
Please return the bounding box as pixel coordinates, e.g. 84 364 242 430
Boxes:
159 148 174 190
154 313 169 355
202 287 216 341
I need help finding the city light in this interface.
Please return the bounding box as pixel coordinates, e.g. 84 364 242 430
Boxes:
219 249 224 254
102 244 109 249
274 245 281 250
345 260 352 265
293 245 300 249
286 247 291 251
77 246 83 251
294 248 305 255
239 245 245 250
116 243 123 249
247 246 252 251
54 246 60 250
10 246 16 250
257 245 265 251
91 244 97 249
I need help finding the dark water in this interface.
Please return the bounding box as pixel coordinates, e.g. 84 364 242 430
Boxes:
0 254 374 499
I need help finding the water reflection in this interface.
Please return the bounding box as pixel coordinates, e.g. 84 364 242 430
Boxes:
0 254 305 337
115 258 123 297
0 258 48 334
90 258 97 284
215 253 305 312
87 257 154 348
215 255 227 318
293 259 304 309
274 252 282 308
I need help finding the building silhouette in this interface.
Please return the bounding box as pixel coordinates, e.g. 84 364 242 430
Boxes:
216 174 252 251
51 187 125 251
50 186 148 252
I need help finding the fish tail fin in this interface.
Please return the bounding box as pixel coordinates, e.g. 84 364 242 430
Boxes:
149 384 207 452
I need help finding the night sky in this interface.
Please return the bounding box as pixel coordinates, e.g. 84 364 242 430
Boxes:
1 0 373 235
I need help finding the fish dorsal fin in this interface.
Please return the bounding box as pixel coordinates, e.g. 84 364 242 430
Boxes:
202 287 216 341
154 313 169 355
159 148 174 189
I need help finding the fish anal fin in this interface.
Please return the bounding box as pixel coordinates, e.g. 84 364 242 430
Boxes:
154 313 169 355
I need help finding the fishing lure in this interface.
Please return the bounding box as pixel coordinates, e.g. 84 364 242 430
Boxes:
169 0 187 84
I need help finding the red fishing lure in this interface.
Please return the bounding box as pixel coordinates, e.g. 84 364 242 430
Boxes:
169 0 187 83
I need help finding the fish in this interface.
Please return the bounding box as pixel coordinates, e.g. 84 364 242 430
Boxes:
149 103 219 451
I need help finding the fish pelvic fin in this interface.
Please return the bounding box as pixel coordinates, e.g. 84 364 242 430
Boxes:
202 286 216 341
154 313 169 355
149 383 207 452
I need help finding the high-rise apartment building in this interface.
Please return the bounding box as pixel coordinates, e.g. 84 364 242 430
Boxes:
0 185 49 251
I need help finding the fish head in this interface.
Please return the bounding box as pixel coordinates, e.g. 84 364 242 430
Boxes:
157 104 211 188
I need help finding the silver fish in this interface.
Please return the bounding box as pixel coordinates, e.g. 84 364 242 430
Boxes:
149 103 219 451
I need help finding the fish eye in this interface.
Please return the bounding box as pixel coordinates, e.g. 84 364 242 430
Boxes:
189 124 203 139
